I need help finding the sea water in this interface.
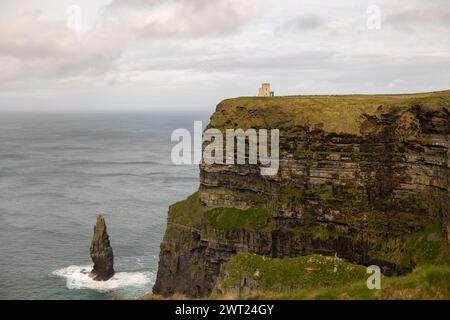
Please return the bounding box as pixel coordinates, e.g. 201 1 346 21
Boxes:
0 112 207 299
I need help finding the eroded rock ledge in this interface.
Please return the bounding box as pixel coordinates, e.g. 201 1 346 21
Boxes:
153 91 450 297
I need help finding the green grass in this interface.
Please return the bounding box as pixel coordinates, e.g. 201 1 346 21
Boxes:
204 206 271 231
220 253 367 293
400 224 450 268
251 265 450 300
217 222 450 299
166 192 271 231
168 192 203 227
210 90 450 135
141 264 450 300
218 253 450 300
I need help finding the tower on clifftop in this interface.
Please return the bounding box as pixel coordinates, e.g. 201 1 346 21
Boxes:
258 83 274 97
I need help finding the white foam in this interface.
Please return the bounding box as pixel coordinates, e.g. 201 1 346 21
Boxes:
52 265 152 291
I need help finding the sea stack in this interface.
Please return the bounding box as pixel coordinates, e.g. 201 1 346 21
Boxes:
90 215 115 281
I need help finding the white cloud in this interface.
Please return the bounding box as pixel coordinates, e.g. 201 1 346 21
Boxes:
0 10 126 83
275 14 325 34
115 0 271 38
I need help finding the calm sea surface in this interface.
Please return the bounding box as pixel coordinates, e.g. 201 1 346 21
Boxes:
0 112 207 299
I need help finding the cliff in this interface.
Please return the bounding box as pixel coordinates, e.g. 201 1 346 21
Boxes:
153 91 450 297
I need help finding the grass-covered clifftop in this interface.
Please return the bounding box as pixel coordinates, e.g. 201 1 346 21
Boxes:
210 90 450 134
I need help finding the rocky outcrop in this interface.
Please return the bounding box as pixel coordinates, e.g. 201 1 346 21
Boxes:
153 91 450 297
90 215 115 281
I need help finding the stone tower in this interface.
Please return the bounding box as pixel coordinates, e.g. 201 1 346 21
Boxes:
258 83 274 97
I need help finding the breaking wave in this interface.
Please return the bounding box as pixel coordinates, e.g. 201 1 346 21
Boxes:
52 265 153 291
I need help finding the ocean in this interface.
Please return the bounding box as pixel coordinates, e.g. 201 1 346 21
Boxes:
0 111 208 300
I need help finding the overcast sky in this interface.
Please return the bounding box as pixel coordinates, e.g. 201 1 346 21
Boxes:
0 0 449 111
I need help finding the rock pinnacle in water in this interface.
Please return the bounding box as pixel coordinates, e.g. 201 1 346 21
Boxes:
90 215 115 281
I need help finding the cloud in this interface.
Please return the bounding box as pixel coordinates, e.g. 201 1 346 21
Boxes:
384 0 450 30
0 0 270 84
0 0 449 111
276 14 325 34
0 10 126 82
104 0 269 38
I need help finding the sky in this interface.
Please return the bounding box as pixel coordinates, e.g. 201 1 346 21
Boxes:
0 0 449 111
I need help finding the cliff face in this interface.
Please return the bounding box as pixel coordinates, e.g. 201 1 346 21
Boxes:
153 91 450 297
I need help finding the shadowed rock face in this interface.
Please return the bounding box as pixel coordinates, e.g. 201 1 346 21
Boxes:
90 215 114 281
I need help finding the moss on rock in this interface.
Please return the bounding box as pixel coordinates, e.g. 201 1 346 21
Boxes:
217 253 367 294
168 192 203 227
204 206 271 231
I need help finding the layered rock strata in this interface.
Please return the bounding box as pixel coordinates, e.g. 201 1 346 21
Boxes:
154 92 450 296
